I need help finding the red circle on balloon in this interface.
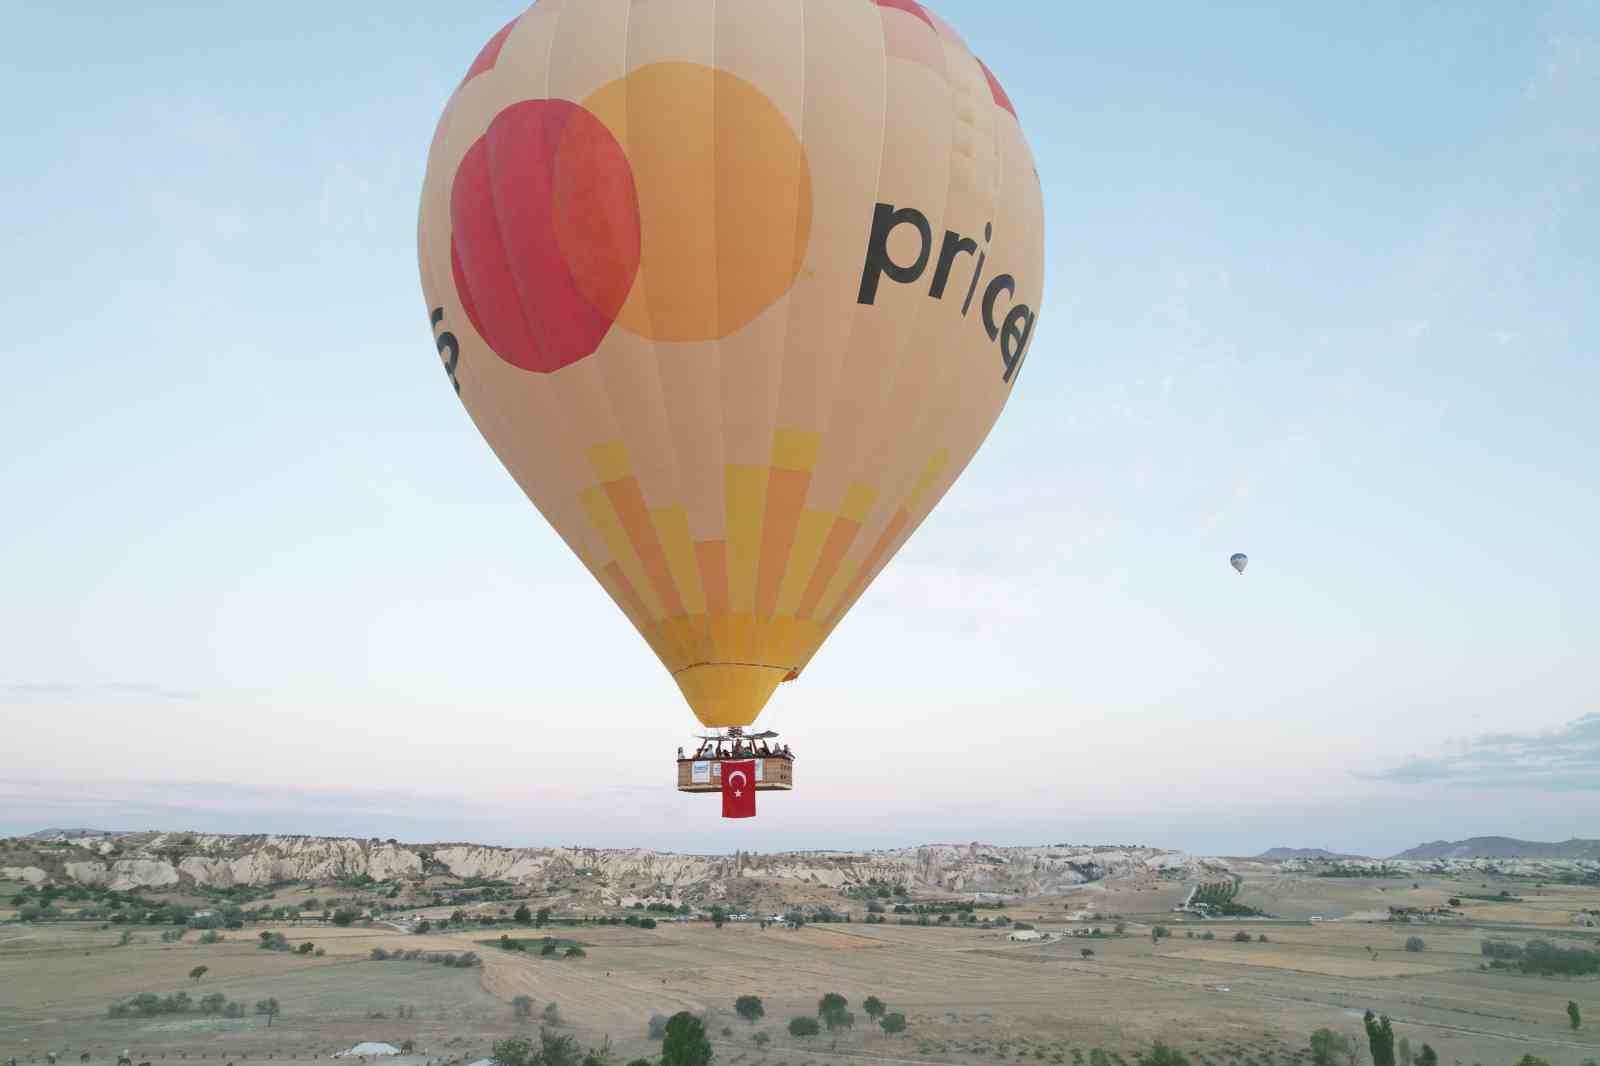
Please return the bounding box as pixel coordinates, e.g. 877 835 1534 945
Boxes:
450 99 641 374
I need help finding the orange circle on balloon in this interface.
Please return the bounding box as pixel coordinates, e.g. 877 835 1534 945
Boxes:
581 62 813 342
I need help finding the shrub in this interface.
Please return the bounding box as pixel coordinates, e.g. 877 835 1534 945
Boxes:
640 917 657 929
542 940 559 956
515 904 532 923
863 995 886 1018
1080 948 1094 959
544 1001 564 1025
1232 931 1253 942
297 941 315 954
754 1030 772 1047
1309 1029 1350 1066
789 1016 821 1038
880 1012 908 1035
1258 933 1269 943
189 965 208 982
513 994 534 1019
736 995 765 1022
1152 925 1170 940
258 931 290 951
199 992 226 1014
223 1000 244 1018
565 945 586 958
1404 936 1425 953
1200 932 1216 941
1115 923 1127 934
255 997 280 1026
198 929 223 944
662 1011 714 1066
371 947 390 960
331 906 360 926
1143 1042 1190 1066
1569 1000 1581 1030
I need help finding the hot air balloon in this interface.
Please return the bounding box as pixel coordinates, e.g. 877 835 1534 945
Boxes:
418 0 1044 805
1230 553 1248 575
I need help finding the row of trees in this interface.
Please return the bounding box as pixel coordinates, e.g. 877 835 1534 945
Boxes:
107 991 278 1025
1482 937 1600 976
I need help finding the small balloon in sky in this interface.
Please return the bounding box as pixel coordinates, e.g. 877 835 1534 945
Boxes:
1230 553 1249 575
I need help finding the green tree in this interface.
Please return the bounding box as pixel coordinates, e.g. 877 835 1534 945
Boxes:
711 906 727 929
1091 1050 1111 1066
564 945 586 958
818 992 850 1030
661 1011 713 1066
536 906 552 927
189 965 208 982
863 996 886 1019
753 1031 772 1048
879 1012 908 1035
199 992 226 1014
544 1001 563 1026
1416 1044 1437 1066
541 1029 583 1066
513 994 534 1019
1081 948 1095 959
1363 1011 1395 1066
491 1036 536 1066
1569 1000 1581 1030
735 995 765 1023
1152 925 1170 942
1513 1057 1550 1066
1404 937 1425 953
255 997 280 1026
515 904 533 923
789 1017 821 1038
1310 1029 1349 1066
331 906 360 926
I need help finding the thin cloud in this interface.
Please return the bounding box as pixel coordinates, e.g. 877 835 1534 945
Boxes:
1364 714 1600 791
2 681 197 702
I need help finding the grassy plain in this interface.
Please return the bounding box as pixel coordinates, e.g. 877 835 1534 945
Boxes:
2 873 1597 1066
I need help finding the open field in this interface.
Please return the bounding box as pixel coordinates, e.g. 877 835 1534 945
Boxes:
5 870 1600 1066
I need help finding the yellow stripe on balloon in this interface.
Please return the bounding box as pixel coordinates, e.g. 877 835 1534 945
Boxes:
650 506 706 616
775 510 832 617
724 465 769 614
580 485 665 620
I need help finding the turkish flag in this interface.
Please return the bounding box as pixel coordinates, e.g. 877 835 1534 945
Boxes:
720 760 757 819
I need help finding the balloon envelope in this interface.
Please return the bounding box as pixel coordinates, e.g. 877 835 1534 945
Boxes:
1230 553 1248 574
419 0 1044 728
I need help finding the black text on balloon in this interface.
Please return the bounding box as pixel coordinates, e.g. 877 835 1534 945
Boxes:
430 306 461 395
856 202 1036 384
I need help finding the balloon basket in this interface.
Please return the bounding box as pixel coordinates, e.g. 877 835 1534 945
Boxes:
676 755 793 794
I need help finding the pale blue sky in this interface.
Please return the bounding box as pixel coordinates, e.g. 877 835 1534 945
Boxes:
3 1 1596 855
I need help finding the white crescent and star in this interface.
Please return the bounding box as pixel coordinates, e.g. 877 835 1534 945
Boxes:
728 770 748 797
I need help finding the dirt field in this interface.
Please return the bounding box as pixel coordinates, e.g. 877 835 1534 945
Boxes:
3 875 1599 1066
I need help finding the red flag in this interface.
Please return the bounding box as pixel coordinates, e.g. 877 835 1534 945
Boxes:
721 760 757 819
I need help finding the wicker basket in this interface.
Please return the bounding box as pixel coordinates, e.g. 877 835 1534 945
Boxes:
677 757 793 793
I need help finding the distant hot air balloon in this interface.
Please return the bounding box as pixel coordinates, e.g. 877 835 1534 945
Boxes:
418 0 1044 788
1230 553 1249 575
